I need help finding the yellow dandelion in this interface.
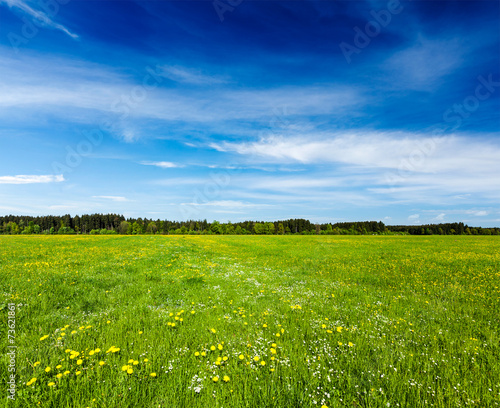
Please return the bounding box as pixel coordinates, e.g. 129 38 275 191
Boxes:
211 328 216 333
77 359 83 365
201 351 206 357
239 354 244 360
260 361 266 366
212 376 219 382
223 375 230 382
45 367 51 373
47 382 55 387
75 371 81 375
127 368 133 374
253 356 260 362
34 361 40 367
194 352 200 357
56 374 62 379
26 378 37 386
40 335 49 341
217 344 223 350
56 365 62 369
150 373 157 377
89 350 95 356
99 361 105 366
64 371 70 375
210 346 216 351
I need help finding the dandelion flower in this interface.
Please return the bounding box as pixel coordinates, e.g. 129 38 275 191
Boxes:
64 371 70 375
210 346 216 351
40 335 49 341
45 367 51 373
211 328 216 333
127 368 133 374
34 362 40 367
77 359 83 365
150 373 157 377
223 375 230 382
260 361 266 366
56 365 62 369
194 352 200 357
239 354 245 360
47 382 55 387
348 342 354 347
201 352 206 357
26 378 37 386
253 356 260 362
75 371 81 375
99 361 105 366
56 374 62 379
89 350 95 356
212 376 219 382
217 344 223 350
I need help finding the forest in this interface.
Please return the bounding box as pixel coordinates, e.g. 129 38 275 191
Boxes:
0 214 498 236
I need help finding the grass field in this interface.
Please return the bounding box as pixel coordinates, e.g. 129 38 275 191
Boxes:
1 235 499 408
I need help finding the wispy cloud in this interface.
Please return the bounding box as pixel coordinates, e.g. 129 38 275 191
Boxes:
92 196 129 202
1 0 78 39
159 66 228 85
0 174 64 184
140 161 183 169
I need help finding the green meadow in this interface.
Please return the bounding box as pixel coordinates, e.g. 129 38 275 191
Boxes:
1 235 499 408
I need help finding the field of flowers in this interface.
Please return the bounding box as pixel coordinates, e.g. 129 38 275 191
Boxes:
1 235 499 407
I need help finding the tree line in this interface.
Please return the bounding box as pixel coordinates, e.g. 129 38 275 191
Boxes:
0 214 498 236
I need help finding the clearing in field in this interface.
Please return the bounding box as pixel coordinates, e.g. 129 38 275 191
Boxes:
1 235 499 407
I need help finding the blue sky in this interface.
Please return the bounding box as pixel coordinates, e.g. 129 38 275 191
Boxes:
0 0 499 226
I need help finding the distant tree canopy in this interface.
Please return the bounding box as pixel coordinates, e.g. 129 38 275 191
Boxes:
0 215 497 236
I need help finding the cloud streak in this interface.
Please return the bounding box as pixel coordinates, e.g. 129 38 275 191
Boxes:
0 174 64 184
1 0 78 39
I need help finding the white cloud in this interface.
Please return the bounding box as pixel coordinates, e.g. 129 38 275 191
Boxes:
468 210 488 217
180 200 272 208
92 196 128 202
1 0 78 39
432 213 446 222
408 214 420 224
384 36 464 90
159 66 228 85
140 161 182 169
0 174 64 184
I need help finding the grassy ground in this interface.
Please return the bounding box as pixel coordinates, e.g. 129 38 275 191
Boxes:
0 235 499 408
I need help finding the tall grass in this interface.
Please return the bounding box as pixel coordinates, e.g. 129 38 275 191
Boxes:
0 235 499 407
